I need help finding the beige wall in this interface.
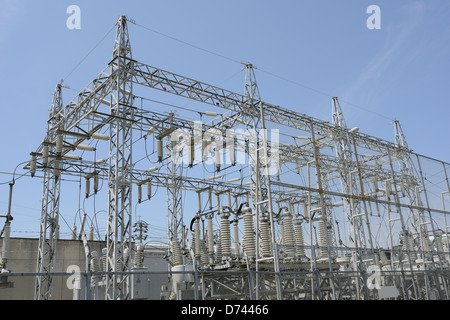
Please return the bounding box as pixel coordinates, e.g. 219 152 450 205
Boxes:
0 238 106 300
0 238 169 300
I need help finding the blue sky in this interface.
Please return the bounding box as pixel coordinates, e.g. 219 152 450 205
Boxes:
0 0 449 239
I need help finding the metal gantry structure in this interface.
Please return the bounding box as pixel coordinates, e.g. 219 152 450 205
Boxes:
26 16 450 300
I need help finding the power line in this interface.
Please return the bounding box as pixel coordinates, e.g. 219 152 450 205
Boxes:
128 18 393 122
257 68 392 121
131 20 241 65
62 24 116 83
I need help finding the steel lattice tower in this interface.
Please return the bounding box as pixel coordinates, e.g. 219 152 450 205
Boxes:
104 15 135 300
34 84 63 300
242 63 282 299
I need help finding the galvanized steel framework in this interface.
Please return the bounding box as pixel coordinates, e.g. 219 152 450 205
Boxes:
29 16 450 300
34 84 63 300
104 16 134 300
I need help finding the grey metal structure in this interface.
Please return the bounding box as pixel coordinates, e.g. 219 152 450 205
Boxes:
34 84 63 300
104 16 134 300
25 16 450 300
243 63 282 299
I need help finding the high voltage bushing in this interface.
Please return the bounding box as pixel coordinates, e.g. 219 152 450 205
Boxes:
220 211 231 259
30 154 37 177
137 178 153 203
56 135 63 154
317 219 328 259
101 248 107 273
85 173 99 198
1 222 11 265
190 214 210 266
42 145 49 167
137 184 142 203
281 209 296 259
134 243 144 268
88 225 94 241
199 238 209 266
215 147 221 172
171 237 183 267
85 178 90 198
242 206 256 259
216 231 222 262
317 219 334 260
193 219 201 259
294 219 306 259
90 251 102 284
53 135 63 177
233 220 240 257
122 248 130 270
157 138 163 162
206 215 215 258
260 215 273 258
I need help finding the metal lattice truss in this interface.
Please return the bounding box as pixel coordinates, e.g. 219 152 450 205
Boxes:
28 16 450 300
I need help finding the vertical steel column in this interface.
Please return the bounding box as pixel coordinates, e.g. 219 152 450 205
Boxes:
331 97 367 299
385 146 419 299
309 123 337 299
393 120 423 253
331 97 367 251
350 136 376 257
34 84 63 300
243 64 282 300
105 16 134 300
166 113 185 269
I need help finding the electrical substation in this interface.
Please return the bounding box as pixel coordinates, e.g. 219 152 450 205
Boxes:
1 16 450 300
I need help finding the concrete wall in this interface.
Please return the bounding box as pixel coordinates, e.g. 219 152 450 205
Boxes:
0 238 169 300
